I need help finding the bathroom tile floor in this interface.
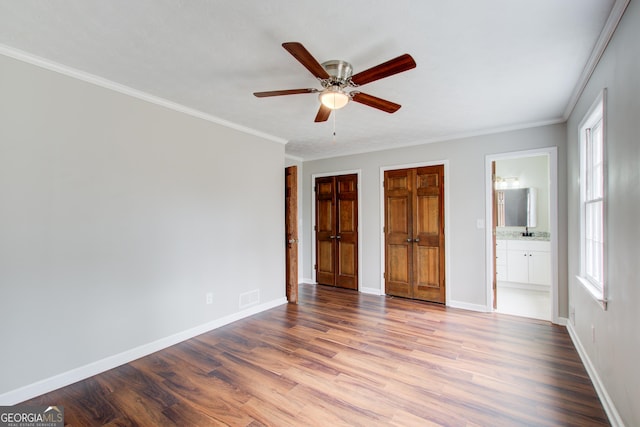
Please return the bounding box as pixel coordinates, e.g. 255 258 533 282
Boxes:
496 283 551 321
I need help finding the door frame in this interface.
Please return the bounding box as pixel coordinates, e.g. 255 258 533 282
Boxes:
310 169 362 291
484 147 559 323
380 160 451 302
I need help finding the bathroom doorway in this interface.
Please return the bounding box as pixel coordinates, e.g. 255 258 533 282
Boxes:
486 148 558 322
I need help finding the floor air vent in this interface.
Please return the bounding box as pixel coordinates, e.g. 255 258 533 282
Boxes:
239 289 260 309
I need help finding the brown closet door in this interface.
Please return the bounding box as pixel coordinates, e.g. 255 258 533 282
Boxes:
384 169 413 298
315 174 358 289
336 174 358 290
315 176 336 286
413 166 445 303
384 165 445 303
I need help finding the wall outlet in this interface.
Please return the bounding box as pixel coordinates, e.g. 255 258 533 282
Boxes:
569 306 576 325
206 292 213 305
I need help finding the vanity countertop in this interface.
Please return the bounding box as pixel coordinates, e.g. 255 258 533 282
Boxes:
496 230 550 241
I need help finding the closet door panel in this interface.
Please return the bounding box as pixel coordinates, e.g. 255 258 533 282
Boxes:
336 174 358 289
315 174 358 290
315 177 336 286
413 166 446 303
384 169 413 298
387 244 411 297
385 166 446 303
414 246 441 301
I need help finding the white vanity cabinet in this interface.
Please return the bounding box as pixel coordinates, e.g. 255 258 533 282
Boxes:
495 240 508 281
498 239 551 286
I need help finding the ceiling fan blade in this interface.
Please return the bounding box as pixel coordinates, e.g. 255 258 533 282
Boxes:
282 42 331 80
253 88 318 98
314 104 331 122
351 92 401 113
350 54 416 86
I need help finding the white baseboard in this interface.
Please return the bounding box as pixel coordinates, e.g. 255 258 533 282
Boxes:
497 280 550 293
448 300 491 312
566 322 624 426
555 316 569 326
300 282 382 296
0 297 287 406
360 287 383 295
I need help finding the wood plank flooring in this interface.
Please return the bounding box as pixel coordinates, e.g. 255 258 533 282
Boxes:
22 284 609 426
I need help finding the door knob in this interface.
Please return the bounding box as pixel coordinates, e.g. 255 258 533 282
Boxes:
330 235 336 239
336 235 341 239
406 238 413 242
414 238 420 243
288 239 298 244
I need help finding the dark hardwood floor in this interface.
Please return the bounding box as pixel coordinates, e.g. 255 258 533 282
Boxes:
23 284 609 426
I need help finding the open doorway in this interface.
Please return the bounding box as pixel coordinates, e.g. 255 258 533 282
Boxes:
486 148 558 322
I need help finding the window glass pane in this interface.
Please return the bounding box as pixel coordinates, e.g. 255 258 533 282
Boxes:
591 121 604 199
585 200 603 288
579 91 605 300
586 132 594 200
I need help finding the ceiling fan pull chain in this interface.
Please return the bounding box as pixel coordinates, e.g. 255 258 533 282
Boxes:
332 110 337 144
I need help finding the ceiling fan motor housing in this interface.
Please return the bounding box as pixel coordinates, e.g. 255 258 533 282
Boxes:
321 60 353 88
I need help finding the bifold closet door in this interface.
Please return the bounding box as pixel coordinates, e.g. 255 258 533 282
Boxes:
384 165 445 303
315 174 358 290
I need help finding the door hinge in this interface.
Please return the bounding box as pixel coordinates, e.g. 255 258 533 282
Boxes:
314 264 317 270
383 272 386 279
314 225 317 231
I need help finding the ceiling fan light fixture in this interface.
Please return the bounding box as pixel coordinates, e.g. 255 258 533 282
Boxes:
319 88 350 110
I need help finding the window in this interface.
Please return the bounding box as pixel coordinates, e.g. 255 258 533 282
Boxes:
578 89 607 308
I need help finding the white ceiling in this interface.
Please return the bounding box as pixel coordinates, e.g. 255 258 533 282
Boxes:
0 1 617 160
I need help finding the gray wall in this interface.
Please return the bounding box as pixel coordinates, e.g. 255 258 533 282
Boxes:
0 54 286 398
302 123 566 310
566 1 640 424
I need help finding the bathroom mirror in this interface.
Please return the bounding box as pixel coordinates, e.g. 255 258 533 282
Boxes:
496 188 537 227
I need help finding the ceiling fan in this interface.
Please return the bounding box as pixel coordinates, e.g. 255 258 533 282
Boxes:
253 42 417 122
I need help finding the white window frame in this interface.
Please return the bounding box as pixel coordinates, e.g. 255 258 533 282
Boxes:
577 89 607 309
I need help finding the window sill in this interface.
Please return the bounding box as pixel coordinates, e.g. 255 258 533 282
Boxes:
576 275 608 310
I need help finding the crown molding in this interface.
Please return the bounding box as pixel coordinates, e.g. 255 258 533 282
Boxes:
296 117 565 162
0 44 288 145
285 153 304 162
563 0 631 119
